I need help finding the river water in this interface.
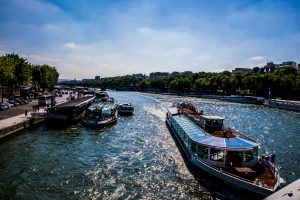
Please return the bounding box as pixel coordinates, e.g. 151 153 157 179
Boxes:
0 91 299 200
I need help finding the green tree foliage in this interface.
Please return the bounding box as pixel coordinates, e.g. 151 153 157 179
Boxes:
80 66 300 100
0 54 59 97
39 65 59 91
139 80 150 90
146 66 299 99
6 53 31 86
0 55 15 101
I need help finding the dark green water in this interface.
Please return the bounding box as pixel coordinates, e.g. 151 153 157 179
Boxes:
0 91 299 200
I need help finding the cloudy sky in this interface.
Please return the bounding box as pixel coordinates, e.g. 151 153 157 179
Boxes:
0 0 299 79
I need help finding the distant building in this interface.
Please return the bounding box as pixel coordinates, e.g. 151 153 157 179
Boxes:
149 72 170 79
132 73 146 79
171 71 180 75
95 76 101 80
280 61 297 68
262 62 279 73
181 71 193 75
231 68 252 75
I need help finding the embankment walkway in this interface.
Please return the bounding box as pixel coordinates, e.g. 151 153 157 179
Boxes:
0 110 45 141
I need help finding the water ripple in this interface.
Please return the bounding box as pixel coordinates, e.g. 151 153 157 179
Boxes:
0 91 299 200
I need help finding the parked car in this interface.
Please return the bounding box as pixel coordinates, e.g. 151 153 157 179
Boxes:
8 100 20 106
4 102 14 107
2 102 13 108
18 97 29 103
14 99 25 105
0 103 9 111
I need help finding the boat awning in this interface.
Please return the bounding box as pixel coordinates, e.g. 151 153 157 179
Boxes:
172 115 259 150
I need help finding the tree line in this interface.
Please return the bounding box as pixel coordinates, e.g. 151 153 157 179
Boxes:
0 53 59 101
83 66 300 99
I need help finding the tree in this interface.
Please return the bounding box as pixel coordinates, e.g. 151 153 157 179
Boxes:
6 54 31 87
39 65 59 92
0 56 15 101
195 77 210 92
253 67 260 73
139 80 150 90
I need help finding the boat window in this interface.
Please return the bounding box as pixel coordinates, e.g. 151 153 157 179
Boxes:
191 141 197 153
210 148 224 161
212 120 223 127
183 132 189 144
244 151 254 162
200 118 205 125
197 145 208 159
226 151 243 164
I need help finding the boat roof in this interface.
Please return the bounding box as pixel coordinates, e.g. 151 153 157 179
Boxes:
56 96 95 108
172 115 259 149
168 107 179 115
201 115 224 120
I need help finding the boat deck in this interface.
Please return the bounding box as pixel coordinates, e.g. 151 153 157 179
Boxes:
181 108 236 138
222 163 277 189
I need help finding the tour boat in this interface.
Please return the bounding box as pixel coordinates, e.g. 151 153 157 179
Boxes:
166 103 284 197
81 97 118 127
118 103 134 115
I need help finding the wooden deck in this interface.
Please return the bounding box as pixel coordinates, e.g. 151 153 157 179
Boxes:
223 164 277 189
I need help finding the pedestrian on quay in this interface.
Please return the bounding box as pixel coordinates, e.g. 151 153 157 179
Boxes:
25 110 28 118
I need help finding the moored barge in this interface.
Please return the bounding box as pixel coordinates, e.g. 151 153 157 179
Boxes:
81 97 118 128
166 103 284 197
46 96 95 124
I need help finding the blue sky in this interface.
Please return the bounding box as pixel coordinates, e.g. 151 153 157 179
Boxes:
0 0 299 79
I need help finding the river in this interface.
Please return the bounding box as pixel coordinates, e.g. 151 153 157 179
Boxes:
0 91 299 200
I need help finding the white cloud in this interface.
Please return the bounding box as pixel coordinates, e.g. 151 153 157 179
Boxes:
24 54 59 63
249 56 265 61
12 0 62 15
65 42 79 49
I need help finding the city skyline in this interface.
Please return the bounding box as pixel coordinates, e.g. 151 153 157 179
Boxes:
0 0 300 79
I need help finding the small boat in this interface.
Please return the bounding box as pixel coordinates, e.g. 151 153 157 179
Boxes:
118 103 134 115
81 97 118 127
166 103 284 197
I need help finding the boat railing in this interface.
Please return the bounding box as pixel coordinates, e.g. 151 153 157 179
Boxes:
260 158 279 181
223 126 257 143
194 156 263 186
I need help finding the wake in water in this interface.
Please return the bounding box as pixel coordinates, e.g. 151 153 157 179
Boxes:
142 106 166 121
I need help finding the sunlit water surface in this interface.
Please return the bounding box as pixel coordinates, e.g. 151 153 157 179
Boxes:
0 91 299 200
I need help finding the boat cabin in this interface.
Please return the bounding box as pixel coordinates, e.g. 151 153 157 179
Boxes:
167 108 260 168
200 115 224 131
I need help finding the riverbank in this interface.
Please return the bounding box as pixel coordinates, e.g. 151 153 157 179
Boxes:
144 91 300 112
0 110 45 141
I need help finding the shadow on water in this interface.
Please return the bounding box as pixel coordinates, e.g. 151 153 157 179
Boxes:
165 122 265 200
44 120 79 131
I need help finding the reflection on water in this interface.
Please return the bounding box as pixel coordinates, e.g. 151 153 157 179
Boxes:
0 91 299 199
